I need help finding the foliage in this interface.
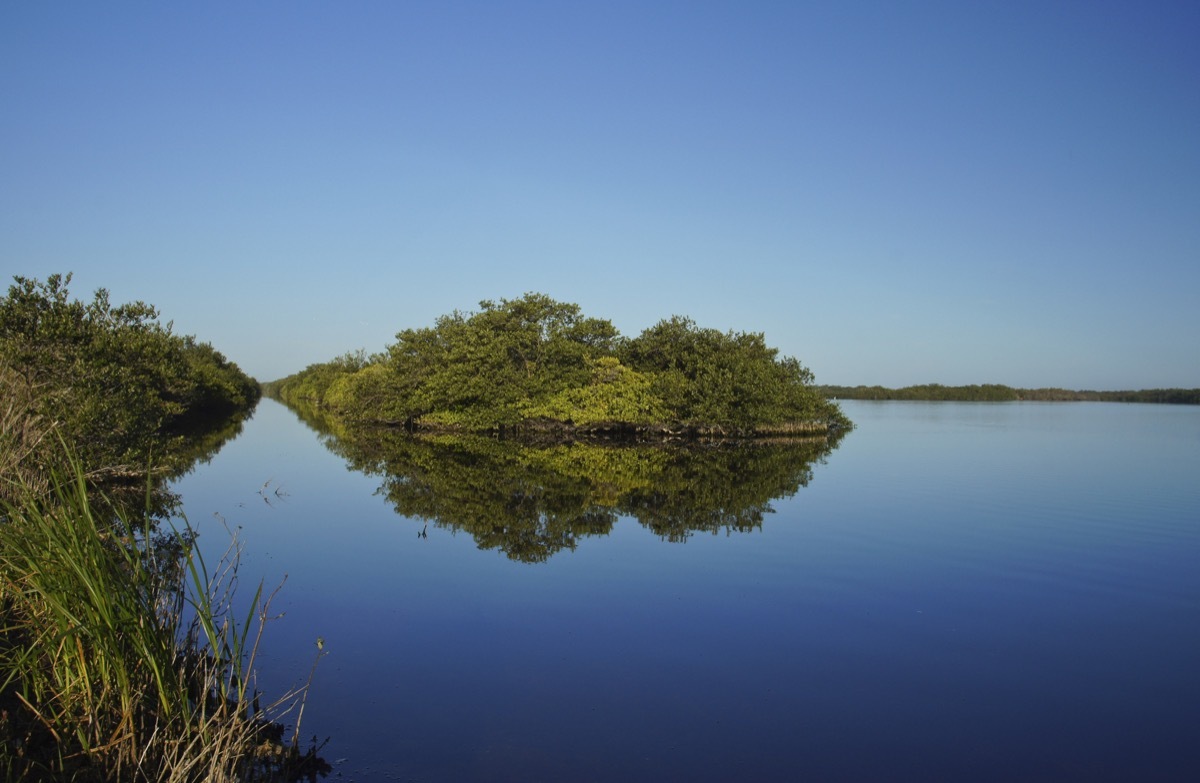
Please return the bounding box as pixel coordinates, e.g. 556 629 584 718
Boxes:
0 274 322 780
0 361 52 500
520 356 668 425
376 294 620 427
0 274 260 489
819 384 1200 404
1017 387 1200 404
819 383 1021 402
267 293 850 434
619 316 848 429
266 351 370 414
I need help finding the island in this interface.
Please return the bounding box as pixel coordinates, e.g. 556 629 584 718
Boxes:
264 293 852 437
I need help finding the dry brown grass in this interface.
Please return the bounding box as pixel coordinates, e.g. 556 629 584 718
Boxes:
0 361 53 501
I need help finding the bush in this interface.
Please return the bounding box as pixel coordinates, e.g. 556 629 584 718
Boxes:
268 294 852 434
0 274 260 483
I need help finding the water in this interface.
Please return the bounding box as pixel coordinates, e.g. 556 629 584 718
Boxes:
172 400 1200 782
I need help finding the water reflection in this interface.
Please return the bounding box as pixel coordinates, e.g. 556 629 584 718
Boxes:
285 401 844 562
77 406 259 521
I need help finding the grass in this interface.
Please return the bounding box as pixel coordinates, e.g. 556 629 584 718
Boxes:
0 453 325 782
0 361 52 503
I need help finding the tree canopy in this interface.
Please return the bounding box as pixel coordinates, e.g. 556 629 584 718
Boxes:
266 293 850 435
0 273 260 486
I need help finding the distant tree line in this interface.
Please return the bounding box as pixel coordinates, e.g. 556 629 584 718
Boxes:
1 273 260 492
265 293 851 435
819 384 1200 404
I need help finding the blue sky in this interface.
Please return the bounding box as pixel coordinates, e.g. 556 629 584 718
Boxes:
3 1 1197 388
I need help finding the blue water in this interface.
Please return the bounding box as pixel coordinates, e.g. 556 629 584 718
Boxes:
173 400 1200 782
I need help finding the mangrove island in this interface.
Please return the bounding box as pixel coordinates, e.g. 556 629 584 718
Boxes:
264 293 852 438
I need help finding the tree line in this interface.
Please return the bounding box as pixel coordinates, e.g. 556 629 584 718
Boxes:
819 384 1200 404
264 293 851 435
1 273 260 494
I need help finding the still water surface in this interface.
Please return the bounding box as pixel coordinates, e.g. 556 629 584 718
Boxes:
173 400 1200 782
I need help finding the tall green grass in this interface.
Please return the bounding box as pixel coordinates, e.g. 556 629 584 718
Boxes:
0 454 323 781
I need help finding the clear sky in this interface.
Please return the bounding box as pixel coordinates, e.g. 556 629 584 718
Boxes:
2 1 1197 389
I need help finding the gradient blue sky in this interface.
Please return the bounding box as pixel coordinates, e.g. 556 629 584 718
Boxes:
3 1 1197 388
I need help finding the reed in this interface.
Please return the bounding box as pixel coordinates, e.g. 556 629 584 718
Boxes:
0 453 321 781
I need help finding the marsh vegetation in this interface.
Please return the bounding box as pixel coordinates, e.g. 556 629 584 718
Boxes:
0 462 325 782
1 275 321 781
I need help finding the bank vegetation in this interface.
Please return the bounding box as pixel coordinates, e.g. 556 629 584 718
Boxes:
1 274 321 781
1 274 260 501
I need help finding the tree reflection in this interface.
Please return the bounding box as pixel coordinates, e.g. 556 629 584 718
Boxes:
97 406 257 520
286 400 844 563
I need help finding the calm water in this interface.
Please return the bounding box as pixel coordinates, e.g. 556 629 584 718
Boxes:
172 400 1200 782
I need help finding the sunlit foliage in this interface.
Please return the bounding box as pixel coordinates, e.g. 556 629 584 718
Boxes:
619 315 840 428
267 293 850 434
521 356 668 425
0 273 260 490
819 384 1200 404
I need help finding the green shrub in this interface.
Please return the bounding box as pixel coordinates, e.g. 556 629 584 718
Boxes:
0 274 261 480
